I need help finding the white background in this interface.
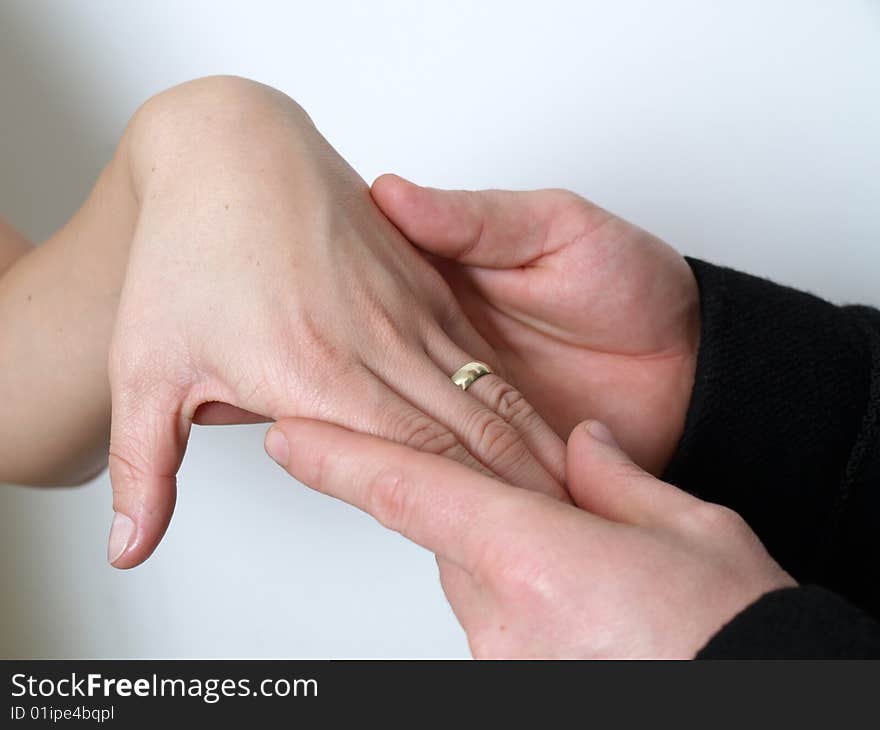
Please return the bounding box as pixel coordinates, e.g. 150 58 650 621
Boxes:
1 0 878 658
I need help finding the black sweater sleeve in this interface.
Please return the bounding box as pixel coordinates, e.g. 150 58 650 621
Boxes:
662 258 880 657
697 586 880 659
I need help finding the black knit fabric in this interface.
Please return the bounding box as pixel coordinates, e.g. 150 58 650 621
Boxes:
663 259 880 657
697 586 880 658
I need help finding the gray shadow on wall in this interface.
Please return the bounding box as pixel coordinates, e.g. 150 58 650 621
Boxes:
0 3 113 240
0 3 112 656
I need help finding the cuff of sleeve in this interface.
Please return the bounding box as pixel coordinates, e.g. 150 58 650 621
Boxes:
697 586 880 659
663 259 874 581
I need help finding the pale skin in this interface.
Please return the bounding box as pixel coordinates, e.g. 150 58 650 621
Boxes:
263 179 794 656
0 159 135 487
265 417 795 658
370 175 700 474
1 75 788 656
0 76 565 571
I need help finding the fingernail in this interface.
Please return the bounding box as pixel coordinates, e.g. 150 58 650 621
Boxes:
265 427 289 467
108 512 135 565
586 420 619 448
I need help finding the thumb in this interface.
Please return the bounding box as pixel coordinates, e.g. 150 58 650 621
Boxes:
566 420 698 527
371 173 577 269
107 382 190 569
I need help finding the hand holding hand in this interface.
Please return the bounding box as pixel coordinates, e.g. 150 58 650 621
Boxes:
265 417 794 658
372 176 700 473
106 78 565 568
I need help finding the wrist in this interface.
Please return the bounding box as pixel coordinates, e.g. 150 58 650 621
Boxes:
124 75 319 203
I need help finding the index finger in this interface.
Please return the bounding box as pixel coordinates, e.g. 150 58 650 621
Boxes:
265 417 526 572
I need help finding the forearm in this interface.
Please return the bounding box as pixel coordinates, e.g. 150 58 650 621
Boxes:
0 136 138 485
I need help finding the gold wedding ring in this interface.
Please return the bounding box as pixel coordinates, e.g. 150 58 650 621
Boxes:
450 361 493 391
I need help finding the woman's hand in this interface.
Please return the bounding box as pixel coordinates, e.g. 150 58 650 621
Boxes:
107 77 565 568
371 177 700 474
265 417 794 658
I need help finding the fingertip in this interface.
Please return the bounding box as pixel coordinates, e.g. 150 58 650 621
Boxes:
264 418 357 480
264 425 290 468
109 550 142 570
107 457 177 570
370 173 414 207
107 509 170 570
568 420 620 450
565 420 628 503
371 172 407 190
584 420 620 448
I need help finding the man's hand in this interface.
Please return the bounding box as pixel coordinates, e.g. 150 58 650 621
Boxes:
372 176 700 474
265 418 794 658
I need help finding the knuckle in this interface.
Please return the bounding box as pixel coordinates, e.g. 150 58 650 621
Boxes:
107 448 145 491
677 501 748 537
546 188 590 216
296 310 343 364
268 325 360 414
395 412 461 458
107 439 175 509
544 187 582 208
426 276 461 324
372 307 412 351
355 281 415 351
483 378 531 424
420 261 452 297
108 404 181 482
466 409 528 475
364 466 413 534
